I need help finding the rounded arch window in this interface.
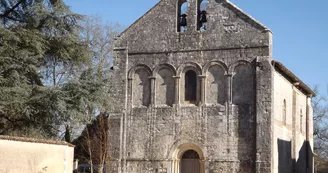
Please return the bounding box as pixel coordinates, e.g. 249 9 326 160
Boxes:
232 63 254 105
185 70 197 102
156 67 175 106
132 68 151 107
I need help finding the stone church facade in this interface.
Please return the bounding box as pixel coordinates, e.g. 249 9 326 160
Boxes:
108 0 315 173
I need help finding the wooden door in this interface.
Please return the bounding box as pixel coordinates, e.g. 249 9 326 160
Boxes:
180 150 200 173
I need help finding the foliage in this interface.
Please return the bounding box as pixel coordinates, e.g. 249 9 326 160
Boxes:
313 86 328 158
315 154 328 173
80 16 121 79
0 1 114 138
73 114 109 173
313 85 328 172
0 0 66 26
70 16 122 173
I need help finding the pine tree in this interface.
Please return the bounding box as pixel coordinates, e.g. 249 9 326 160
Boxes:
0 0 107 138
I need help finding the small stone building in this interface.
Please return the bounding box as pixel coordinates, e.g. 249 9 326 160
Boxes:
108 0 315 173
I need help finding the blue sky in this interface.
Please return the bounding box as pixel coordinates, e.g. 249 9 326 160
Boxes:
65 0 328 94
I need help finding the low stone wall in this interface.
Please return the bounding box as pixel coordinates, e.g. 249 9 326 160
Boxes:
0 135 74 173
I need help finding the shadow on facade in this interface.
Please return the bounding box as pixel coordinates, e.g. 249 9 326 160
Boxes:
278 139 313 173
235 60 257 173
237 104 256 173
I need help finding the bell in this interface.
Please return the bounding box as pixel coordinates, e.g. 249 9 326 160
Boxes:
200 10 207 23
180 14 187 27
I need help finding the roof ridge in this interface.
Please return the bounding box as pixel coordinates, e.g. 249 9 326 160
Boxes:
116 0 163 38
0 135 75 147
272 60 315 97
225 0 272 33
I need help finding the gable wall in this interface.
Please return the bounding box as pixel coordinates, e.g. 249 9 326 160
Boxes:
109 0 273 172
115 0 270 53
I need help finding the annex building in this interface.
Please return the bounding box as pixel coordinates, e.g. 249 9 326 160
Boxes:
108 0 315 173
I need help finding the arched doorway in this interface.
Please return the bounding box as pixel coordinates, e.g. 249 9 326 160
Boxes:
170 143 204 173
180 150 200 173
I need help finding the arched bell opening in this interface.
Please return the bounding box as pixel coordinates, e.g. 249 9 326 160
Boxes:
177 0 189 32
197 0 208 31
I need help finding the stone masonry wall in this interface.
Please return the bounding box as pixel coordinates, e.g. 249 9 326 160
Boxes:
108 0 273 172
273 71 313 173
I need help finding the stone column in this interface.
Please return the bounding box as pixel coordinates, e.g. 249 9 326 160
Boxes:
255 57 274 173
225 73 233 103
173 76 180 105
112 46 129 173
128 78 133 105
200 159 205 173
150 76 156 106
199 75 206 104
225 73 233 136
171 159 179 173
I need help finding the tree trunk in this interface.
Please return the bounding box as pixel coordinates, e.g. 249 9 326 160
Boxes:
86 128 94 173
97 165 104 173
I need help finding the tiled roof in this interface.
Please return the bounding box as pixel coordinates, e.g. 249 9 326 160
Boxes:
272 60 315 97
0 135 75 147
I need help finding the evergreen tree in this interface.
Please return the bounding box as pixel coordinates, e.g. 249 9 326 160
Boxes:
0 0 111 138
0 0 60 25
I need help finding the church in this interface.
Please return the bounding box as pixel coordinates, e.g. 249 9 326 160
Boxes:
107 0 315 173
